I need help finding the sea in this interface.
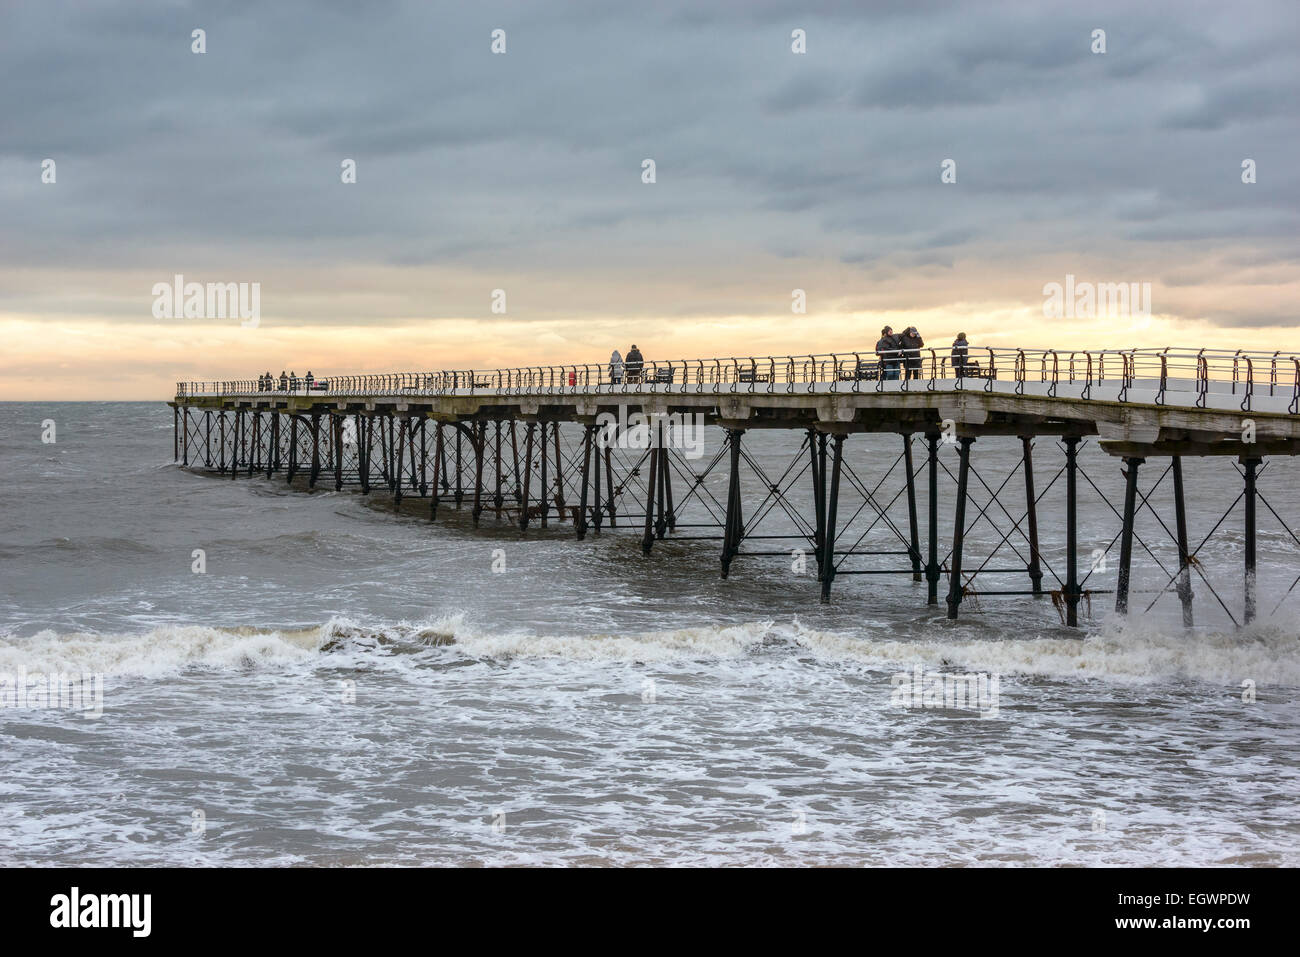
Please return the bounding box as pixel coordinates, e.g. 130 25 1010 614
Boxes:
1 401 1297 866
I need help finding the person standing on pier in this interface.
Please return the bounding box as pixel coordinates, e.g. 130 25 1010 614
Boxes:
876 326 900 379
625 344 644 384
305 370 314 391
899 326 924 379
278 370 288 391
951 333 969 378
608 349 624 385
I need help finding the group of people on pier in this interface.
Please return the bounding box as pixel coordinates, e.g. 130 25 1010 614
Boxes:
604 332 977 385
606 345 645 384
873 328 975 380
256 370 317 392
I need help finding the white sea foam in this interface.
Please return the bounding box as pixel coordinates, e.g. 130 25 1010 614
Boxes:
2 612 1295 687
787 615 1300 687
0 624 323 677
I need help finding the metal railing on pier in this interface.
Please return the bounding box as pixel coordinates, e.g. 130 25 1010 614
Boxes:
175 347 1300 414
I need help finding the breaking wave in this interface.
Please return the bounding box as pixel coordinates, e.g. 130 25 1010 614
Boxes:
1 613 1296 686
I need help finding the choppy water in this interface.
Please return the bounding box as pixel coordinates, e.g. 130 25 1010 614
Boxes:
1 401 1297 866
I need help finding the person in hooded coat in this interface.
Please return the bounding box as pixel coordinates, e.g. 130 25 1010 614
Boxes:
899 327 924 379
951 333 969 378
608 349 624 385
876 326 900 380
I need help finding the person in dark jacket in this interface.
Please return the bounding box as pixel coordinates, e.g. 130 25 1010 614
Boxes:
899 327 924 379
305 370 314 391
625 345 644 383
951 333 969 378
875 326 900 380
278 370 288 391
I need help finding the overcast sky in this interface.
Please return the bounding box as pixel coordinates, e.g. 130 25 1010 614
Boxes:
2 0 1297 398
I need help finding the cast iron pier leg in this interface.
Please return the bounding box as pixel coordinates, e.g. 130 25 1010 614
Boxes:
655 422 668 540
577 424 593 540
945 436 975 619
1115 456 1142 614
592 425 603 535
641 439 659 556
520 423 535 531
1064 436 1081 627
1172 455 1193 626
1022 436 1043 596
493 421 504 516
309 413 321 488
808 430 825 577
819 434 844 602
1244 456 1260 624
925 431 940 604
454 427 463 506
472 422 486 525
903 433 922 582
430 423 444 519
539 421 549 528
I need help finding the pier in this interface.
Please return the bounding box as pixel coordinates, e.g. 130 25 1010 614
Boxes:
171 347 1300 627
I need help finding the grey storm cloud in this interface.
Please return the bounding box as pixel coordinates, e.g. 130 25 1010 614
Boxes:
0 0 1297 327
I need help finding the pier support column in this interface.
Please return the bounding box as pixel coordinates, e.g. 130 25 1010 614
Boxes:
385 415 397 493
539 421 549 529
250 412 260 476
819 434 844 602
553 424 566 523
655 422 668 540
472 422 486 525
1063 436 1081 627
576 424 594 540
333 414 344 491
309 413 321 488
1244 456 1260 624
430 423 444 519
493 422 504 516
592 426 603 535
1172 456 1193 626
267 413 279 479
720 429 745 577
286 415 298 483
1022 436 1043 597
641 440 660 556
903 433 922 582
182 407 190 467
173 406 179 461
231 411 241 479
408 418 419 494
925 431 941 604
605 443 617 527
807 430 825 578
419 420 428 497
454 427 464 506
662 437 676 533
204 410 212 469
394 419 407 509
509 421 522 504
519 423 536 531
1115 456 1143 614
945 436 975 619
359 415 372 493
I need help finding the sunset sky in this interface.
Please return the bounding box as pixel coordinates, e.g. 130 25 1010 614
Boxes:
2 0 1297 399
